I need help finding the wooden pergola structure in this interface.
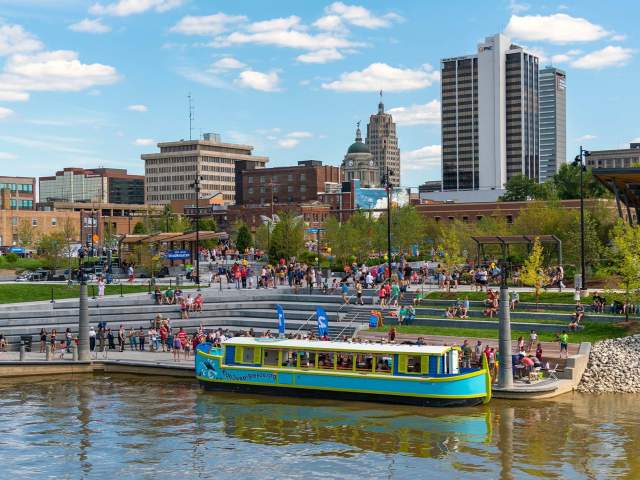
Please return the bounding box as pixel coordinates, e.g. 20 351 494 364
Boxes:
119 231 228 265
471 235 563 267
592 168 640 225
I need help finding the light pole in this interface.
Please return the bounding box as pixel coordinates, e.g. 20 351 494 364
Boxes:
497 258 513 389
78 247 89 361
382 168 393 279
128 212 132 234
192 174 202 291
573 146 591 293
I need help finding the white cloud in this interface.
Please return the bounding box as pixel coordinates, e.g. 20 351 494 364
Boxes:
0 50 120 100
218 26 360 51
170 13 247 35
322 63 439 92
578 134 596 141
0 107 14 119
69 18 111 34
570 46 633 69
611 34 627 42
0 22 43 56
0 90 29 101
236 70 280 92
550 49 582 64
177 67 227 89
278 138 299 149
134 138 155 146
90 0 183 17
313 15 343 32
287 131 313 139
247 16 301 33
127 104 148 112
324 2 403 29
505 14 610 44
0 152 17 160
402 145 442 171
508 0 529 14
296 48 343 64
211 56 246 70
387 100 440 126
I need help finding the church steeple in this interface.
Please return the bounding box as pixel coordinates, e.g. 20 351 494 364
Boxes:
378 90 384 114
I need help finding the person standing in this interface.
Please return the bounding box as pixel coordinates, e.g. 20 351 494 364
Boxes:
355 280 364 305
118 325 125 352
138 327 146 351
89 327 96 352
557 330 569 359
128 327 137 351
65 328 73 353
39 328 47 353
97 276 106 299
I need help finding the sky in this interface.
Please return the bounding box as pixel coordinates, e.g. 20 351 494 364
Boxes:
0 0 638 189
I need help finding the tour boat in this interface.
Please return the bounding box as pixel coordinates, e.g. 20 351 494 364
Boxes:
195 338 492 407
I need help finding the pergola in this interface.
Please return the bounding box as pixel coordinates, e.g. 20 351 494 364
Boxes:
592 168 640 225
119 231 228 264
471 235 563 267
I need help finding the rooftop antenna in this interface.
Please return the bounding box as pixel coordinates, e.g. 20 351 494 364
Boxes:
188 92 195 140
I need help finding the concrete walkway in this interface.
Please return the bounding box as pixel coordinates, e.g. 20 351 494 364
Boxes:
0 349 194 367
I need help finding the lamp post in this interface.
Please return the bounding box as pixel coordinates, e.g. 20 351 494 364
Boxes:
128 212 132 235
382 168 393 279
497 259 513 389
192 174 202 291
573 146 591 293
78 246 89 361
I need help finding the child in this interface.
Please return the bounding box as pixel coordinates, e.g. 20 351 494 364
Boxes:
58 340 66 359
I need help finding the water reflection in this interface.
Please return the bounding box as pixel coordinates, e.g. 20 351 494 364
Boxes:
0 375 638 479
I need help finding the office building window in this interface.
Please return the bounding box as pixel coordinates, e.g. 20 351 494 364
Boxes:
51 217 57 226
32 218 38 226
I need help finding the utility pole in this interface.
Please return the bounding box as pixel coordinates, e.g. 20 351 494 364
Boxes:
192 172 202 291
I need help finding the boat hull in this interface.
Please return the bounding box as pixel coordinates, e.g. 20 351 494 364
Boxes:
198 379 485 407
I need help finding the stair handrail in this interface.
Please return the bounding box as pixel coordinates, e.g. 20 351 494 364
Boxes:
333 310 363 340
294 310 317 335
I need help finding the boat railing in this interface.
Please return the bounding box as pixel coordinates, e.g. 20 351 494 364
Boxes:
333 310 364 340
294 311 318 335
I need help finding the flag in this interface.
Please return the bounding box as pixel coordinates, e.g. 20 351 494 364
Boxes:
276 304 286 335
316 306 328 337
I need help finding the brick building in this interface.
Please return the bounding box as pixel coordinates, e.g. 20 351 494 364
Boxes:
239 160 340 206
0 176 36 209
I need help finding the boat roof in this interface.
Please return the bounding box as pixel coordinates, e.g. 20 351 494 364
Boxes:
223 337 453 355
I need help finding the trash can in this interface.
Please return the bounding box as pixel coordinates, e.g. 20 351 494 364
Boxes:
20 335 32 352
176 275 183 286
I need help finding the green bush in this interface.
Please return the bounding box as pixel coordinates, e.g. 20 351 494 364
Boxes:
5 253 18 264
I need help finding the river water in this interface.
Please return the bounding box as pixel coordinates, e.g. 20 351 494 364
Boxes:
1 375 638 479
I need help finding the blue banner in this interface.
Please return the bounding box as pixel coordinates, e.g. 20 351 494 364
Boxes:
316 306 328 337
276 304 286 335
163 249 191 260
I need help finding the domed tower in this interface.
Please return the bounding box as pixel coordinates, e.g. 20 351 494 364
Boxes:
341 122 379 187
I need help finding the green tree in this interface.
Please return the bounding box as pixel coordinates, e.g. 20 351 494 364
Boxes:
610 221 640 320
192 217 217 231
132 221 148 234
552 163 608 199
235 223 253 253
37 232 66 271
15 218 37 247
500 174 537 201
437 224 464 290
269 211 304 260
520 237 548 309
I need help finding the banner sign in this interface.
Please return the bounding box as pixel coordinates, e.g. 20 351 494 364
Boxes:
163 249 191 260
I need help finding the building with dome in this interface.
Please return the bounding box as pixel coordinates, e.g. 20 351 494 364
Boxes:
341 123 379 187
367 94 400 187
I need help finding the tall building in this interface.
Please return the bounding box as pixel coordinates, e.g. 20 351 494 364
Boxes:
342 124 378 187
141 134 268 205
366 96 400 186
239 160 340 206
39 168 144 204
441 33 539 193
587 143 640 169
0 176 36 209
539 67 566 181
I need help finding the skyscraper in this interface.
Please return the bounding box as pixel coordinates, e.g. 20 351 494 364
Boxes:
366 96 400 187
441 33 539 193
539 67 566 182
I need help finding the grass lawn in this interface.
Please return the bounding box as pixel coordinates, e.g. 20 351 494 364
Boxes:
374 321 632 344
0 284 171 304
424 291 577 304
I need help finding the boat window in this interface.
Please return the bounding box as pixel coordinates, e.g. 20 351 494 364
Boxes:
336 353 354 370
317 352 335 369
355 353 373 372
407 355 423 373
281 350 297 367
234 346 260 364
263 349 279 366
298 351 316 368
374 355 393 374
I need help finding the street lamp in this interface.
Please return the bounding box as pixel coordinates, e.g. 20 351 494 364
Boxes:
573 146 591 293
382 168 393 279
192 174 202 290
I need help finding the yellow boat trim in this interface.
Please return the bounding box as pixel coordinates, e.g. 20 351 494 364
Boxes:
196 375 487 400
482 352 492 404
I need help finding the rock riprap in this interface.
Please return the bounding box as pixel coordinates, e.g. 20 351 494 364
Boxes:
578 335 640 393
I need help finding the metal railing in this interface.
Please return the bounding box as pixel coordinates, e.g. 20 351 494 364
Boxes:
333 311 364 340
294 311 318 335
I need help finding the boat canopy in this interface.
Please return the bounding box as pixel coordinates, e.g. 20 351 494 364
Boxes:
222 337 454 355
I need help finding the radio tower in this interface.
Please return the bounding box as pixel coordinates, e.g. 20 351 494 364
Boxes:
188 93 195 140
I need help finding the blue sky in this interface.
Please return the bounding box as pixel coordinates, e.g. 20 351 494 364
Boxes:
0 0 638 188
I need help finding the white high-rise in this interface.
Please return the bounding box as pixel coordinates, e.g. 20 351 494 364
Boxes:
441 34 539 194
